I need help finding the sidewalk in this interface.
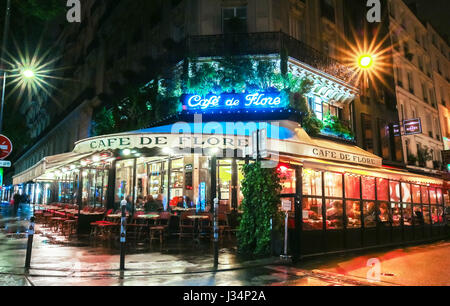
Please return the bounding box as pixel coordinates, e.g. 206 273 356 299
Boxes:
0 204 282 286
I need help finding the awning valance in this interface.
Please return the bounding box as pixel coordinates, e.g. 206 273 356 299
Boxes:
72 120 382 168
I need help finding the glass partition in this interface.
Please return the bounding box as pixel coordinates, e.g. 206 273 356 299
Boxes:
378 202 391 225
403 204 413 226
413 205 424 225
421 186 430 204
412 185 421 204
423 205 431 224
324 172 343 198
391 203 401 226
429 188 437 204
363 201 377 228
377 178 389 201
346 200 361 228
401 183 411 203
302 198 323 231
362 176 376 200
389 181 400 202
280 168 296 194
326 199 343 229
303 169 322 196
115 159 135 203
345 174 360 199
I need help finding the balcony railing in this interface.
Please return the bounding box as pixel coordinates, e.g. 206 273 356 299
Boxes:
183 32 356 86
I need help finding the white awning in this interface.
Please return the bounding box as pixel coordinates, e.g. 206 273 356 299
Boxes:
13 152 91 185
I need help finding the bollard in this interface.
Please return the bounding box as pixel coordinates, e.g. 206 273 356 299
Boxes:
280 211 292 262
213 198 219 268
25 216 35 269
120 204 126 271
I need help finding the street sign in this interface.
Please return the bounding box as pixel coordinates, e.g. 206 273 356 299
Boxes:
403 119 422 136
0 160 11 167
392 124 402 137
0 135 12 160
281 199 292 212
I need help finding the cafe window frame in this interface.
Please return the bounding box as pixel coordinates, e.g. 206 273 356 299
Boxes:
301 167 446 233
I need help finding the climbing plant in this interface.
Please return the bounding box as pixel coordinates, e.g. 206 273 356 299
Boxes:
91 55 325 136
322 112 354 140
237 162 283 258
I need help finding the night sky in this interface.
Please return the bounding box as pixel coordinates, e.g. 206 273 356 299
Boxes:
404 0 450 41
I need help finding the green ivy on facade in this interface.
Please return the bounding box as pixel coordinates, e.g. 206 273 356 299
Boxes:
237 162 283 258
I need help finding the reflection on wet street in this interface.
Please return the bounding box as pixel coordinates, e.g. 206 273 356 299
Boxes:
0 202 448 286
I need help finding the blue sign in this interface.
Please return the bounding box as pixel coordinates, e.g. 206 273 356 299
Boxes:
199 182 206 211
182 92 285 111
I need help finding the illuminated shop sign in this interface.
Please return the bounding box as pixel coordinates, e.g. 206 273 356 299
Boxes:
182 92 284 111
403 119 422 136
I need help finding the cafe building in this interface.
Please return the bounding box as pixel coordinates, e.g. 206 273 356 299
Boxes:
11 52 448 258
11 99 447 258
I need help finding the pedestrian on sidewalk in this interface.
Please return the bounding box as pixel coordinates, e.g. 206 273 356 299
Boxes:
13 193 21 215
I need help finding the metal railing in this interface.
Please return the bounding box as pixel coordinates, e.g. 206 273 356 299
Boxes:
182 32 356 85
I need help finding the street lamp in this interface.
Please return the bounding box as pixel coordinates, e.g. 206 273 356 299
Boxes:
21 69 35 79
358 54 374 69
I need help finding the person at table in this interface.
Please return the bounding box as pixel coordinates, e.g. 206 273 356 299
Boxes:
155 194 164 211
145 195 162 212
326 200 343 229
136 195 145 210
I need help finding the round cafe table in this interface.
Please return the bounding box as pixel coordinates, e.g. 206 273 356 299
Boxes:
137 214 160 227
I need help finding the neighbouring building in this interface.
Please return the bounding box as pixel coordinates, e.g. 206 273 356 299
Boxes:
426 23 450 154
387 0 445 176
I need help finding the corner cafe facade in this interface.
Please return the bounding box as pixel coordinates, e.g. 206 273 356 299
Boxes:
13 90 448 258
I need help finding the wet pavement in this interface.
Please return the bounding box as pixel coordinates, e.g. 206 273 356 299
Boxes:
0 203 449 286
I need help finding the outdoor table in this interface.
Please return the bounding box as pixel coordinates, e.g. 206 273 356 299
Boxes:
187 215 209 243
106 214 122 219
136 214 160 227
137 214 160 219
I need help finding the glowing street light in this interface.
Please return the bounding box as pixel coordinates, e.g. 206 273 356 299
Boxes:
21 68 35 79
358 54 374 69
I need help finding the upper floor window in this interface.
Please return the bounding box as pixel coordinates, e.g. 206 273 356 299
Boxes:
320 0 335 22
361 113 374 154
422 83 428 103
308 96 341 121
222 7 247 34
407 72 414 93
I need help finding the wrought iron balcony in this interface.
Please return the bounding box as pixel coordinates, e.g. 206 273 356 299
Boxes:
183 32 356 86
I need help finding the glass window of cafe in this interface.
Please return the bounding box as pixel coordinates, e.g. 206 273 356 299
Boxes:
116 156 213 210
81 168 109 208
57 172 79 204
302 169 445 231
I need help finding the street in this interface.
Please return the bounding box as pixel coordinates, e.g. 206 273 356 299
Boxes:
0 205 449 286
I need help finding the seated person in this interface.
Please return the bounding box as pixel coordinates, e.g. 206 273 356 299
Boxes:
170 196 183 208
326 200 343 229
364 202 377 227
136 195 145 210
378 203 391 224
413 207 424 225
145 195 164 212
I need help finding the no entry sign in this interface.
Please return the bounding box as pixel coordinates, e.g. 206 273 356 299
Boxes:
0 135 13 160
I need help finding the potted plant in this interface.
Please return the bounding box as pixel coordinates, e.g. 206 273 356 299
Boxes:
407 154 418 166
417 147 433 167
